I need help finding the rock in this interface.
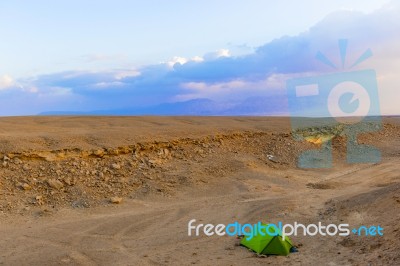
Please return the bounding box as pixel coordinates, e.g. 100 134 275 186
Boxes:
267 154 280 163
148 159 161 167
22 183 32 190
35 195 44 205
111 163 121 170
94 149 105 157
164 148 170 156
158 148 170 158
22 164 30 171
72 199 90 208
63 177 74 186
47 179 64 190
110 196 123 204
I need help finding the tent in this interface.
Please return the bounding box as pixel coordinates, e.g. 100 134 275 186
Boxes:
240 223 294 256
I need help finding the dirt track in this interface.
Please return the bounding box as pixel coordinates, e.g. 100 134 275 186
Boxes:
0 117 399 265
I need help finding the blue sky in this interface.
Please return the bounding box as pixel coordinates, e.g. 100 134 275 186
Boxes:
0 0 398 115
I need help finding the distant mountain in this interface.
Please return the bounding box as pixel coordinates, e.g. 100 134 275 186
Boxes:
223 96 287 115
39 97 287 116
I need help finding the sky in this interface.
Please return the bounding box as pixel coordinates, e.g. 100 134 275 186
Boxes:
0 0 398 116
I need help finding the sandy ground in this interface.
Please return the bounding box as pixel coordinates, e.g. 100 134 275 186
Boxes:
0 116 399 265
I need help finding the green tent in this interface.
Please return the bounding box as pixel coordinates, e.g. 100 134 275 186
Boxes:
240 223 294 256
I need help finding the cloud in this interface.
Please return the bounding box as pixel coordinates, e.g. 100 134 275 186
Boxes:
203 49 231 60
114 70 141 80
1 2 400 115
92 81 125 89
191 56 204 63
165 55 205 69
177 76 285 102
166 56 189 68
0 75 16 90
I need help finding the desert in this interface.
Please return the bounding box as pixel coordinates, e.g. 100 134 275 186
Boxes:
0 116 399 265
2 1 400 265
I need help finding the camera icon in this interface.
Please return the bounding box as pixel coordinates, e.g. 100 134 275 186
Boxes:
287 64 382 168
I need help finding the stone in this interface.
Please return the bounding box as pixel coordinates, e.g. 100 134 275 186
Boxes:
267 154 280 163
63 177 73 186
22 183 32 190
111 163 121 170
110 196 123 204
94 149 105 157
47 179 64 190
35 195 44 205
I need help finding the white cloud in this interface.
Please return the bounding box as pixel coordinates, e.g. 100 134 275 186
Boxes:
204 49 231 60
191 56 204 62
178 77 282 102
92 81 125 88
165 55 204 69
0 75 15 90
165 49 230 69
166 56 188 68
114 70 141 80
216 49 231 58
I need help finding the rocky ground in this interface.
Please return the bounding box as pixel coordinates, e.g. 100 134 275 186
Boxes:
0 117 399 265
1 130 310 214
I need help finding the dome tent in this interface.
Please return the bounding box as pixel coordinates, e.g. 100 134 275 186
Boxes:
240 223 294 256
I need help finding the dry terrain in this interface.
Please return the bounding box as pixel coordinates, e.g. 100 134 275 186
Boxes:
0 116 399 265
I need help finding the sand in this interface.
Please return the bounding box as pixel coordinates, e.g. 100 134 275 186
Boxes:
0 116 399 265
